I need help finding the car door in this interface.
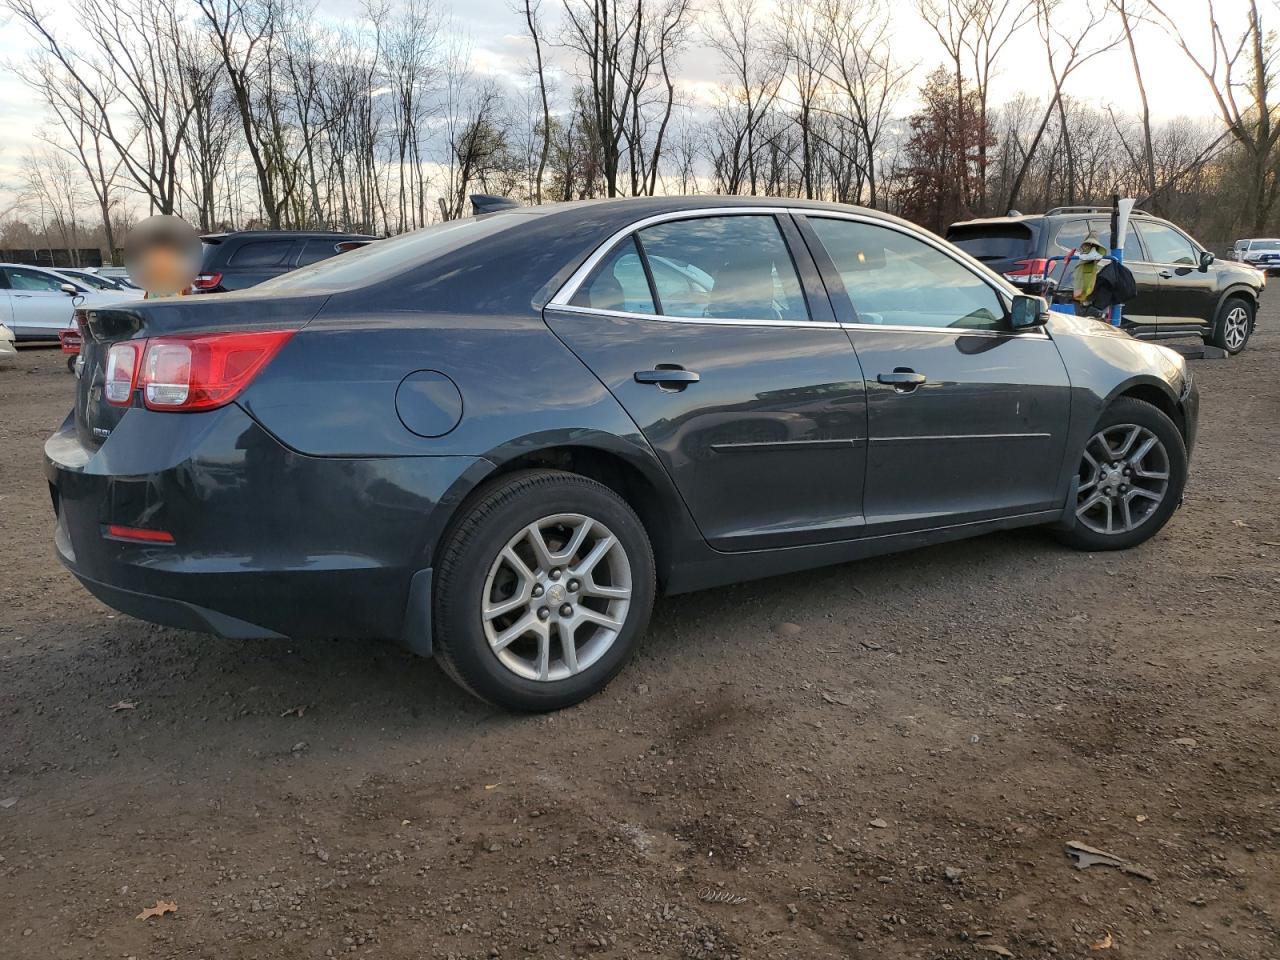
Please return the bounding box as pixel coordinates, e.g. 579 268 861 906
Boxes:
544 211 869 551
1133 220 1215 329
796 213 1071 535
3 266 76 339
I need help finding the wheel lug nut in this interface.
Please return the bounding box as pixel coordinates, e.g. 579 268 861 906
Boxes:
568 579 580 592
550 569 561 581
532 585 544 598
559 603 573 617
537 607 550 620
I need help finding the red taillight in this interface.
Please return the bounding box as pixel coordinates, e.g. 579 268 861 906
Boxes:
105 524 175 544
138 330 294 411
1004 258 1051 284
104 341 143 405
192 272 222 291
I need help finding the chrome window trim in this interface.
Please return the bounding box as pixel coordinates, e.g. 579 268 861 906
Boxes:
549 206 789 313
550 302 842 330
547 204 1049 340
845 322 1049 340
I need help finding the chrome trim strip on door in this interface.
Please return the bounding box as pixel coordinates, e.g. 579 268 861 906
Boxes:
869 432 1052 442
709 437 866 452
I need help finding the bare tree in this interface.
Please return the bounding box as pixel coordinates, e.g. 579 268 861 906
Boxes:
1005 0 1120 211
519 0 555 203
1149 0 1280 233
815 0 911 207
704 0 785 195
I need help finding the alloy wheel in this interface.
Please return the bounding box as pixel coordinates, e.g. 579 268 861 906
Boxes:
1223 305 1250 351
1075 424 1171 535
481 513 632 682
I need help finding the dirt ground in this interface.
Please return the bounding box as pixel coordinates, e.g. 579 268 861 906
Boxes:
1 312 1277 960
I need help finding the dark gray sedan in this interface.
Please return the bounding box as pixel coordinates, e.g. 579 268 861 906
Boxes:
46 197 1198 710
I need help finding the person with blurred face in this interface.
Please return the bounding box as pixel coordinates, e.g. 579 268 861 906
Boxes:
123 215 201 298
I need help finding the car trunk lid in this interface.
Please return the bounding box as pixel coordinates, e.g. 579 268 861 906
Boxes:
74 291 328 451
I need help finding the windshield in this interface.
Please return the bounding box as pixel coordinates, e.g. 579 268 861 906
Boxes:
257 215 528 294
1249 240 1280 251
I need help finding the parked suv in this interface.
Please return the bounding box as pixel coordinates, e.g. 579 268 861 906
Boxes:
947 206 1264 353
194 230 377 293
1232 237 1280 272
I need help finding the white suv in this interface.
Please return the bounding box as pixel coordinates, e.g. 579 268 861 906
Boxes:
1233 238 1280 272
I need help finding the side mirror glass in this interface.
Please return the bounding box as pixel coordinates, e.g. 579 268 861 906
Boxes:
1010 294 1049 330
1199 250 1215 271
59 283 78 296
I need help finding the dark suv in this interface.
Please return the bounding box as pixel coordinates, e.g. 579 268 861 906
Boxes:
194 230 376 293
947 206 1264 353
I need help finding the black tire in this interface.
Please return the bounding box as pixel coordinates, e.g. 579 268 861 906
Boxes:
432 469 656 711
1208 295 1254 354
66 354 76 373
1055 397 1187 552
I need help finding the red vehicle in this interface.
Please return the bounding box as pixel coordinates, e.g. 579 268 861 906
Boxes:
59 319 84 372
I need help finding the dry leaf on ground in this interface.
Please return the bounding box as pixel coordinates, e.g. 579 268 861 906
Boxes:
110 700 137 711
136 900 177 920
1091 932 1114 950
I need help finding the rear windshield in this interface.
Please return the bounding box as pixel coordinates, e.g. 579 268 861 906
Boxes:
945 224 1034 261
256 215 526 294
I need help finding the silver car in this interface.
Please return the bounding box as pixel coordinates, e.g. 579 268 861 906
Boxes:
0 263 141 341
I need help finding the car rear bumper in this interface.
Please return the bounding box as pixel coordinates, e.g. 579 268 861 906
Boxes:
45 403 484 641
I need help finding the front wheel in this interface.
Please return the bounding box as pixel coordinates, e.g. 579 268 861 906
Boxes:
1056 398 1188 552
432 469 656 711
1208 296 1254 354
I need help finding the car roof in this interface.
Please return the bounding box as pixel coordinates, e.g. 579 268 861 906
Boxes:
201 230 379 243
0 262 84 276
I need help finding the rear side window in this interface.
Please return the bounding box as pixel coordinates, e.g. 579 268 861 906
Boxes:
570 236 655 314
636 215 808 321
228 240 295 267
297 239 341 266
945 223 1034 262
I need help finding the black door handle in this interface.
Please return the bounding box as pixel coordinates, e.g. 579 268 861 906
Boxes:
1158 270 1173 279
877 369 927 393
635 367 700 389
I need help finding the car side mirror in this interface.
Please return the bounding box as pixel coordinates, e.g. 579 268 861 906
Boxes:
1010 294 1049 330
59 283 78 296
1199 251 1215 271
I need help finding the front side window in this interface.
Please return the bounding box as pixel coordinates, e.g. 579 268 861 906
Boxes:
1136 222 1199 265
7 267 66 292
570 236 655 314
809 217 1006 331
636 215 808 322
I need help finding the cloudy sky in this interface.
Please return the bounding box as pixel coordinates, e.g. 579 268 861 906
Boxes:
0 0 1240 214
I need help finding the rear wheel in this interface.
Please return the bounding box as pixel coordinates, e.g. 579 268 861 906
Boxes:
1208 296 1254 354
1056 398 1187 552
433 470 655 711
